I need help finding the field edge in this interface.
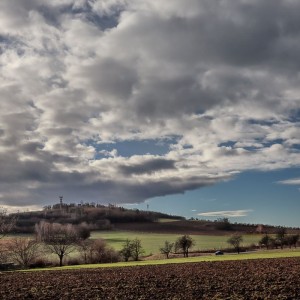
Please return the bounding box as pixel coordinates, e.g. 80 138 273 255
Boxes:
21 249 300 272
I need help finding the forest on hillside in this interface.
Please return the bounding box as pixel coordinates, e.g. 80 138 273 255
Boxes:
12 203 184 233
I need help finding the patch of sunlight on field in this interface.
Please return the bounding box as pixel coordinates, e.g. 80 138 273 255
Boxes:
157 218 181 223
91 231 263 255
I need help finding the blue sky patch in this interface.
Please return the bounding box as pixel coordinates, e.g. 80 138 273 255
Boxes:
87 137 179 158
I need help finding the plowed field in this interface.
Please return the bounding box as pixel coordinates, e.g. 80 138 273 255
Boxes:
1 258 300 299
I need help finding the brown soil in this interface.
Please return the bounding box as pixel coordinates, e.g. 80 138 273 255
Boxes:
1 258 300 299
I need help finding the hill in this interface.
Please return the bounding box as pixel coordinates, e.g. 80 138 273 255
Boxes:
12 202 184 233
11 202 300 235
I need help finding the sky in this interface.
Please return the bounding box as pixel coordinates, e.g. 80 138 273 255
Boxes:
0 0 300 227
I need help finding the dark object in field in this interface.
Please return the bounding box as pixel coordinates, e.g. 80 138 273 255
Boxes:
215 250 224 255
0 262 15 271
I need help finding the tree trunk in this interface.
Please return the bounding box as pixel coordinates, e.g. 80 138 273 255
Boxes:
59 254 64 266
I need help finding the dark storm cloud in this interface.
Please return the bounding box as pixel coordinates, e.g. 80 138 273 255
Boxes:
0 154 50 183
119 158 176 175
115 174 232 203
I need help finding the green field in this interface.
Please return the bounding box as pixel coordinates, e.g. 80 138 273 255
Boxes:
91 230 263 255
6 230 266 256
24 249 300 272
7 230 300 272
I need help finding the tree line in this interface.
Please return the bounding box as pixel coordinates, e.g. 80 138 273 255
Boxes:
259 227 299 250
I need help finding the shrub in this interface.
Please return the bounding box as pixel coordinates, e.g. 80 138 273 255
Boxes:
67 257 81 265
78 239 120 264
29 258 51 269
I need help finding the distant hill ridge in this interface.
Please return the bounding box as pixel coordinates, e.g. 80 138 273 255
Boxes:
11 202 300 235
12 202 183 233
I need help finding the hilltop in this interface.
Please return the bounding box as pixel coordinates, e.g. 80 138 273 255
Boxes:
13 202 183 234
11 202 300 235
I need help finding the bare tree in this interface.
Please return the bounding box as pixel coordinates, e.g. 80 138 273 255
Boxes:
291 234 299 248
119 238 144 262
77 239 119 264
130 238 144 261
0 209 17 264
275 227 287 249
89 239 119 263
35 221 81 266
0 209 17 239
259 234 274 250
120 239 132 262
286 234 299 249
175 235 194 257
227 233 243 254
5 238 40 268
77 239 93 264
76 222 91 240
0 240 9 263
159 240 174 259
90 239 108 263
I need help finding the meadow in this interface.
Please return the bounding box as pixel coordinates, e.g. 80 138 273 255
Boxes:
6 230 265 257
90 230 263 255
24 248 300 271
5 229 296 269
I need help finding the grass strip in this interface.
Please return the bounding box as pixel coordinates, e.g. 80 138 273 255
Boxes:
22 249 300 272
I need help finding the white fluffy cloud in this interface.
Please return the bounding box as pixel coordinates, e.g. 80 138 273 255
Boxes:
1 0 300 208
198 210 253 218
278 178 300 185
